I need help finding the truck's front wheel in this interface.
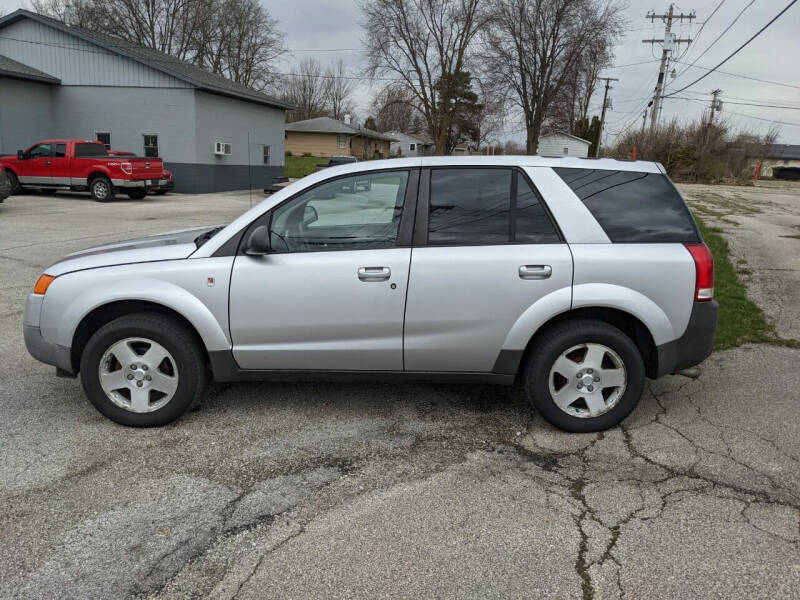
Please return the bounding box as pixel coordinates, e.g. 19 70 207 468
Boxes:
6 171 22 194
90 176 114 202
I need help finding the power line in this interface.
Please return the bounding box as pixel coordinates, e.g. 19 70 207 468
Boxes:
668 96 800 110
671 59 800 90
665 0 800 97
671 0 753 83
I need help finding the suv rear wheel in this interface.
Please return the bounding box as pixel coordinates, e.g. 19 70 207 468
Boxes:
79 312 206 426
524 319 645 432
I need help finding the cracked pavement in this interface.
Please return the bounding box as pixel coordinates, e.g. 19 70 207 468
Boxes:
1 190 799 599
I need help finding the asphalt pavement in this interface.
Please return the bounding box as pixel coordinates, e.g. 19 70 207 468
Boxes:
0 188 798 599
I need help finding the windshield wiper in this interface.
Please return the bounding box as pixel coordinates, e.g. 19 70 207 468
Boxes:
194 226 224 248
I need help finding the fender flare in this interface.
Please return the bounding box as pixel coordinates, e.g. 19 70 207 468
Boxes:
501 286 573 351
56 278 230 353
570 283 675 345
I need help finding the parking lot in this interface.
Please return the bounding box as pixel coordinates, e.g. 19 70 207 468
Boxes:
1 188 798 599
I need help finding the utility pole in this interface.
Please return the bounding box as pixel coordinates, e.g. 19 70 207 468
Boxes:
708 89 723 126
641 109 648 135
643 4 695 131
595 77 618 158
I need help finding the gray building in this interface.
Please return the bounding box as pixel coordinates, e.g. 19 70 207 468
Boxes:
0 9 291 193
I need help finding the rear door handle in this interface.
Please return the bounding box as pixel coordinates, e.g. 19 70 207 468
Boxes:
519 265 552 280
358 266 391 281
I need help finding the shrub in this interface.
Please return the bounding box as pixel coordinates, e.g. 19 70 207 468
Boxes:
302 152 312 157
610 118 777 184
285 150 293 157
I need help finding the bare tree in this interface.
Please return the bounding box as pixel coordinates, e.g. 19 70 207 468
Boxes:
324 60 356 121
30 0 286 90
360 0 491 154
280 58 330 122
371 84 419 133
482 0 624 154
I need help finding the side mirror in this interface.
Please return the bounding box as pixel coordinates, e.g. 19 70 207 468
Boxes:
243 225 271 256
17 150 27 160
303 204 318 225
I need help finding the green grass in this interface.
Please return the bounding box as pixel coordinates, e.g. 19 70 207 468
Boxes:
285 155 324 179
696 217 797 350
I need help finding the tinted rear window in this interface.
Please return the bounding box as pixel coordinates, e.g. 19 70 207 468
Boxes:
428 168 560 245
553 168 699 243
75 143 108 157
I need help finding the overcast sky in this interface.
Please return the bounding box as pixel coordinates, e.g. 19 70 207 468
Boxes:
2 0 798 144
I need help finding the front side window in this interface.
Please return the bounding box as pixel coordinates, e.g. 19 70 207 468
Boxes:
427 168 559 246
143 135 159 158
337 134 347 149
29 143 52 158
263 145 270 166
552 167 700 243
269 170 409 253
96 132 111 149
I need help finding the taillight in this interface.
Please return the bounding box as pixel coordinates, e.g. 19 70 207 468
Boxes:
684 243 714 301
119 161 133 175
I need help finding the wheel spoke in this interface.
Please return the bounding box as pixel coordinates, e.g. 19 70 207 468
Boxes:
552 386 582 410
150 372 178 397
99 369 127 392
584 393 607 417
130 387 150 412
552 355 580 379
108 340 138 368
601 367 625 389
583 344 606 369
142 344 170 370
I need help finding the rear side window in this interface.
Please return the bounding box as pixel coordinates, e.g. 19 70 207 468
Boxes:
75 143 108 157
553 168 699 243
427 168 560 245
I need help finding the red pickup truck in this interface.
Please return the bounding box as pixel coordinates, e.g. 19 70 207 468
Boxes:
0 139 167 202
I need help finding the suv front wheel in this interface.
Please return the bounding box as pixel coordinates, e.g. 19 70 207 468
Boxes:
524 319 645 432
80 312 206 426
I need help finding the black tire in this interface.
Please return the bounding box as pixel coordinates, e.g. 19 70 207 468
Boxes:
90 176 114 202
80 312 206 427
6 171 22 194
126 189 147 200
523 319 645 433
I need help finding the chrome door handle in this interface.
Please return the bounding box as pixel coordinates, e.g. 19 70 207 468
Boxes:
358 266 391 281
519 265 552 280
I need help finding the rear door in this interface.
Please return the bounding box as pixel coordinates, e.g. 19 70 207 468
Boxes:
403 167 573 372
229 169 417 370
50 142 70 185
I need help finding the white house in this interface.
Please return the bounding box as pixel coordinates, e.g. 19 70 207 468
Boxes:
537 132 592 158
388 131 434 157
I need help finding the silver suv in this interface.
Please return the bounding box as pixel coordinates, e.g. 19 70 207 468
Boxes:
23 157 717 432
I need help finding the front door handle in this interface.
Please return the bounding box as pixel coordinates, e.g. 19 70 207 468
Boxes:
358 266 391 281
519 265 552 280
45 161 51 166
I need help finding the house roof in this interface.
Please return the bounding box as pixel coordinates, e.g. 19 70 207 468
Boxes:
387 131 435 145
0 9 291 110
760 144 800 160
0 53 61 83
541 131 592 145
286 117 397 141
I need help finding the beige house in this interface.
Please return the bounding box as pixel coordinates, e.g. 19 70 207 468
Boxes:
285 117 395 159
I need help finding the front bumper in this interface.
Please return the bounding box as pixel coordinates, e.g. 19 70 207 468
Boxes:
23 324 75 376
655 300 719 377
